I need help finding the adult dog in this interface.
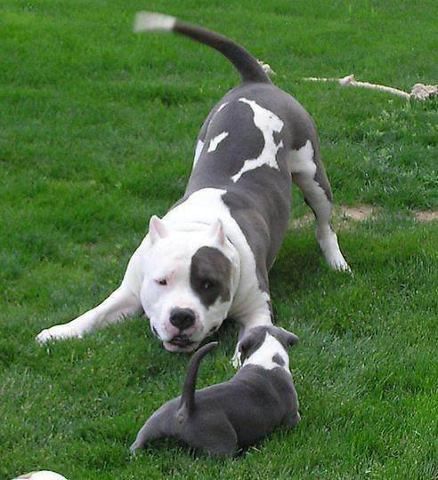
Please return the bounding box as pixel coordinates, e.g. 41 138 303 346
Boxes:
36 13 349 352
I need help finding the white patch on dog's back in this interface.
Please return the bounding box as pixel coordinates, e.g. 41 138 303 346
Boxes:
244 333 290 374
231 98 284 182
193 140 204 168
208 131 229 152
217 102 229 113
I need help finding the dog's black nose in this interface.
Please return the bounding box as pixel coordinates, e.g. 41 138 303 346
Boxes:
169 308 196 330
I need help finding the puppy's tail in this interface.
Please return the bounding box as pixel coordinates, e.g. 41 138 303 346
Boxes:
179 341 218 416
133 12 271 84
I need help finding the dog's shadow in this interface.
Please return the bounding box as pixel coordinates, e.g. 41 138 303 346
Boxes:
270 235 325 296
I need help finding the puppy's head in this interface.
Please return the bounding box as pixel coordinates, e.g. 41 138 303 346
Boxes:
238 325 299 366
140 216 239 352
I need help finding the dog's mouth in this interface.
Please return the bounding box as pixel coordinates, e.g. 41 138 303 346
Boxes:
170 334 194 347
164 335 198 352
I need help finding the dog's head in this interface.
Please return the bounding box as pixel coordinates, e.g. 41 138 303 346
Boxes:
140 216 239 352
238 325 299 367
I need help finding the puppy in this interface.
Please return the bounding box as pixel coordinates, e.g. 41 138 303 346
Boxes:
130 326 300 456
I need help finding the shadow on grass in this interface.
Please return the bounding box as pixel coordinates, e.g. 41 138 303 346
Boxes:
270 233 328 297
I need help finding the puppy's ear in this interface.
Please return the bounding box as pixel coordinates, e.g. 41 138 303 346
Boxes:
278 327 299 348
208 219 225 247
149 215 169 244
238 327 266 363
237 334 254 364
238 336 250 355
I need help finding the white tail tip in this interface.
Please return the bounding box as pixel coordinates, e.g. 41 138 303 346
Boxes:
133 12 176 33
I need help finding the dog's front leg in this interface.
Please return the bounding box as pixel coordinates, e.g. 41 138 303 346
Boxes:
36 247 145 344
36 286 142 344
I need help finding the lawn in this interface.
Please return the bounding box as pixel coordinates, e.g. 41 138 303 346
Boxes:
1 0 437 479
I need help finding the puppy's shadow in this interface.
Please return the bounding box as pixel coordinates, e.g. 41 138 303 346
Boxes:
131 434 266 461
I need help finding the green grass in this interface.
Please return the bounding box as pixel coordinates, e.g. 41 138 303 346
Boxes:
1 0 437 479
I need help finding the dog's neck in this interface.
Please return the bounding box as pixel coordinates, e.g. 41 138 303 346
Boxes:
242 333 290 374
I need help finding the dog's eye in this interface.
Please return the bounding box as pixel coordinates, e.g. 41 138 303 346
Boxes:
202 280 214 290
156 279 168 286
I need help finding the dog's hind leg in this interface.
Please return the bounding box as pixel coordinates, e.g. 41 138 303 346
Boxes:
288 140 350 271
130 408 169 453
188 417 238 457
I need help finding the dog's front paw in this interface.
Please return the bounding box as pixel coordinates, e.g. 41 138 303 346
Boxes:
36 324 83 344
231 346 242 369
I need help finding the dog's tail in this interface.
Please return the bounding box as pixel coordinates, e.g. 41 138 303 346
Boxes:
134 12 271 84
179 341 218 416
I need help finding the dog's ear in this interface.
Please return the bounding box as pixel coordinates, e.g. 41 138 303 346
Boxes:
149 215 169 244
208 219 225 246
278 327 299 348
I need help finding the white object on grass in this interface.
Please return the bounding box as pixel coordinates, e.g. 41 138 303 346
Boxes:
304 74 437 101
13 471 68 480
257 60 276 76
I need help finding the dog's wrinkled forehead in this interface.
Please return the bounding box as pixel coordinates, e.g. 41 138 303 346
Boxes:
239 325 298 362
190 246 232 308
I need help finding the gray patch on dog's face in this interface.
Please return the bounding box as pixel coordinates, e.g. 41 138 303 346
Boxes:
190 246 231 308
272 353 285 366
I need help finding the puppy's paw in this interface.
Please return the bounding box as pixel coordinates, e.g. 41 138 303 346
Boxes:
129 442 140 455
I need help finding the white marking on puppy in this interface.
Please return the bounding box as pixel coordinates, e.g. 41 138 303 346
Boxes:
243 332 290 374
193 140 204 168
232 98 284 182
208 131 229 152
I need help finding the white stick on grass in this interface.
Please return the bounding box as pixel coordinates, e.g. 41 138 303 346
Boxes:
304 74 437 101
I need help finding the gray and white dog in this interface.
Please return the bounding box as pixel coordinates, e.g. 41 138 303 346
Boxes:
36 13 349 352
130 325 300 456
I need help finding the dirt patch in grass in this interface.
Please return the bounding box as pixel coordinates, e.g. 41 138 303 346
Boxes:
291 205 438 229
338 205 375 221
291 204 376 229
414 211 438 222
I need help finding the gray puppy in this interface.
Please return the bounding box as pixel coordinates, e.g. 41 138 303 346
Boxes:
130 326 300 456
